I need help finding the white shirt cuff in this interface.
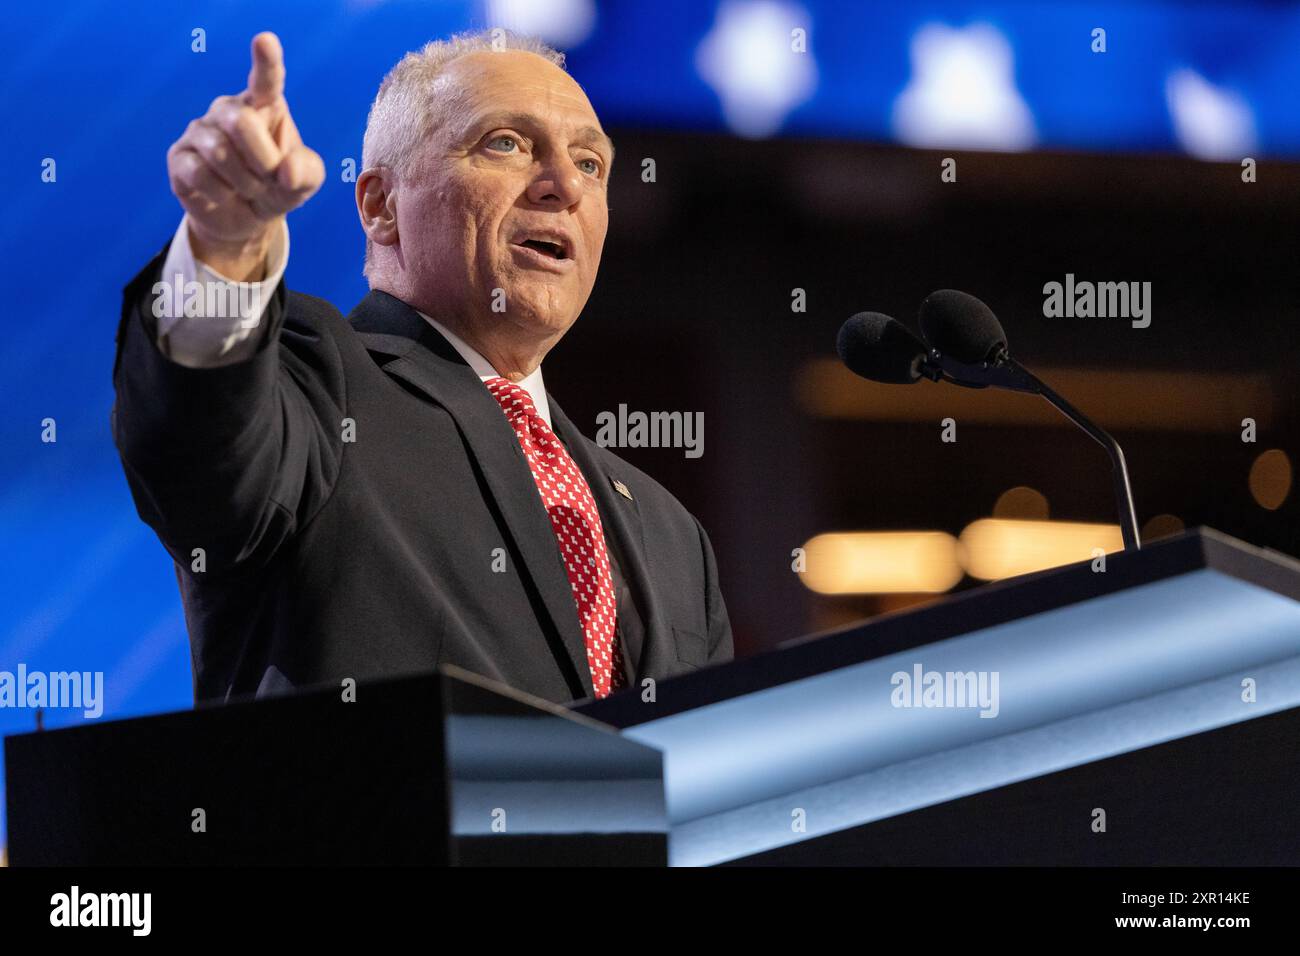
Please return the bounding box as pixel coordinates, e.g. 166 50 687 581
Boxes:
153 215 289 367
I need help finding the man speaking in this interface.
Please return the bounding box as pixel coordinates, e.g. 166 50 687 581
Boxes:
112 30 733 704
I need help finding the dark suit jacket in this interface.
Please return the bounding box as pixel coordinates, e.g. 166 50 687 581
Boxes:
111 245 733 705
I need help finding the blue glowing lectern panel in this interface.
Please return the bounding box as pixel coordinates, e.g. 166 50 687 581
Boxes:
575 528 1300 866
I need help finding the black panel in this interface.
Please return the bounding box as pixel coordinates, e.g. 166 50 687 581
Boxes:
4 674 450 866
726 704 1300 866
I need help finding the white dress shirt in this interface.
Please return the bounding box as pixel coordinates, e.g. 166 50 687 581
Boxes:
155 216 551 427
414 310 552 428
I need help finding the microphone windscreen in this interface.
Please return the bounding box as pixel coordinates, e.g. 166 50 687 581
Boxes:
836 312 927 384
918 289 1007 364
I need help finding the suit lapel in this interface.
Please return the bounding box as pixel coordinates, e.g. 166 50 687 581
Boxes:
347 291 594 697
548 399 666 687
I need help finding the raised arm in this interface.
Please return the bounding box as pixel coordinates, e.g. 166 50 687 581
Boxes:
113 33 340 579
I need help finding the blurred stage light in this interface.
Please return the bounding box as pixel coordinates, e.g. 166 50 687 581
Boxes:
993 486 1049 520
891 22 1036 151
485 0 597 48
1249 449 1292 511
959 519 1123 580
1141 514 1186 541
696 0 818 138
1165 67 1257 161
800 532 963 594
795 359 1277 431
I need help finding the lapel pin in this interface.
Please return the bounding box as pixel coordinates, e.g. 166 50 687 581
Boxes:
612 479 633 501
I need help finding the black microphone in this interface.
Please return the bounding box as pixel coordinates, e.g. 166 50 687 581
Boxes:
835 312 932 384
917 289 1141 551
919 289 1007 364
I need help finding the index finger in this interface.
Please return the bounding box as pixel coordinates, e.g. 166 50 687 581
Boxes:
246 32 284 107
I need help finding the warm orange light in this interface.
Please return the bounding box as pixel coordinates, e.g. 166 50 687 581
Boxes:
800 532 963 594
959 519 1123 580
993 486 1050 520
795 358 1276 431
1249 449 1292 511
1141 514 1185 542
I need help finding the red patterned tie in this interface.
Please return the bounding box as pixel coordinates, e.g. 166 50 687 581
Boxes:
484 377 626 698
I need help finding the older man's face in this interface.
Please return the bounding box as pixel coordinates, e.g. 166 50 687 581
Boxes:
398 50 612 345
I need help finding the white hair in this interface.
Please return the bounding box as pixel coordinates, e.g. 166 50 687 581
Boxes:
360 29 567 278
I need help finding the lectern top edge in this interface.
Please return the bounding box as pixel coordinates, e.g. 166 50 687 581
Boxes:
573 527 1300 728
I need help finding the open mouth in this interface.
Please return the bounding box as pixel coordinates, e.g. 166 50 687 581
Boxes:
515 238 570 260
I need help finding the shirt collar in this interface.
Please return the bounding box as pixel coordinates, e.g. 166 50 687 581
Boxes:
416 310 552 429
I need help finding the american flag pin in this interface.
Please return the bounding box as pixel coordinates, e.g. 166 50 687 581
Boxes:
612 479 633 501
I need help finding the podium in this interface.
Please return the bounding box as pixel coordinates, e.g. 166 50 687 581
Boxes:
3 667 667 865
573 527 1300 866
7 528 1300 866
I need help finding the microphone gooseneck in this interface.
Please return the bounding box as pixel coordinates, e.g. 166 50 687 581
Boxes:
837 293 1141 552
917 290 1140 551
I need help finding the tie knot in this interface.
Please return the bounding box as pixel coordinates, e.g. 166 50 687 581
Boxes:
485 376 540 424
